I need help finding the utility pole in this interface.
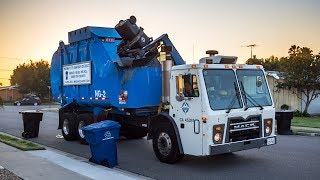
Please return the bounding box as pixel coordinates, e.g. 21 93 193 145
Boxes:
192 44 195 64
244 44 258 59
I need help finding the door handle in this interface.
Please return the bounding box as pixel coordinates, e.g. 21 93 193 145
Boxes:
194 120 200 134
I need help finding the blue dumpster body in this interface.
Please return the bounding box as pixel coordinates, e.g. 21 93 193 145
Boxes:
82 120 121 168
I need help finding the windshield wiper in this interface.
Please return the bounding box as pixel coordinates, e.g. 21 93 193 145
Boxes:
226 82 241 113
240 82 264 110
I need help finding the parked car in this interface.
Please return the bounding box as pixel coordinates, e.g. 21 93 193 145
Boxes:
14 96 41 106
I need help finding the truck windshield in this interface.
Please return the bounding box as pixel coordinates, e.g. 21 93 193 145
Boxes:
236 69 272 108
203 70 242 110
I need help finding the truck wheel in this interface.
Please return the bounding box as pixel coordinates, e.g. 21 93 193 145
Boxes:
61 113 77 141
152 124 184 164
77 114 93 144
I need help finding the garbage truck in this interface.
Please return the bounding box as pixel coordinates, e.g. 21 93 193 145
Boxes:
50 16 276 164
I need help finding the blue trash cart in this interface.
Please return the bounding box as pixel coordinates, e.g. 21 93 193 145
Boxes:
82 120 121 168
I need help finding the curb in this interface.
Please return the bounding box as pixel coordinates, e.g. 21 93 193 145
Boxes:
293 132 320 137
40 108 59 112
0 131 152 180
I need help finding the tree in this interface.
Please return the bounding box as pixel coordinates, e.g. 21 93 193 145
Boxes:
10 60 50 98
0 82 2 86
246 55 282 71
262 56 283 71
245 55 264 65
277 45 320 113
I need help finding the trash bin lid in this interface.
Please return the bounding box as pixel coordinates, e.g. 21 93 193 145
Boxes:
19 110 43 114
82 120 120 132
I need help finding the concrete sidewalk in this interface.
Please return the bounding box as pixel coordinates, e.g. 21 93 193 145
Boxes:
0 142 149 180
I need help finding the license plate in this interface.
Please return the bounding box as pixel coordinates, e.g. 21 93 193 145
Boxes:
267 137 275 145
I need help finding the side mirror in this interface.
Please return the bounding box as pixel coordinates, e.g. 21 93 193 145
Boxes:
256 76 262 87
175 93 185 102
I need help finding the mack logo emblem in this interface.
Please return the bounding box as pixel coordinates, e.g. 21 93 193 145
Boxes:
233 123 255 129
181 102 190 114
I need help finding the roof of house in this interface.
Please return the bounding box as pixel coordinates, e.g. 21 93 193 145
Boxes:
266 71 280 80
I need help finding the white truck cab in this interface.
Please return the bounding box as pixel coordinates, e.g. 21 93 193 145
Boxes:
150 52 276 163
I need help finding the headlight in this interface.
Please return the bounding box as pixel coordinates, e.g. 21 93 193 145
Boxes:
213 124 224 144
264 119 273 137
265 126 271 134
214 133 222 142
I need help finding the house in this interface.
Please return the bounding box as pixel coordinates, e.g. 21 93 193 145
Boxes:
266 71 301 111
266 71 319 115
0 85 23 101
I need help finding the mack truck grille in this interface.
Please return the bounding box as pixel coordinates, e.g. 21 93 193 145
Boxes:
226 116 261 143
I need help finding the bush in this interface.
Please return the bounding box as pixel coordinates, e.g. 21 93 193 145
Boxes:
280 104 289 110
293 110 310 117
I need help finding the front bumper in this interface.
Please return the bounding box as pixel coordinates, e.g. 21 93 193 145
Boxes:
210 136 277 155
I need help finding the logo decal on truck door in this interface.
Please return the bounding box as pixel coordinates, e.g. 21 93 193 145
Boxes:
181 102 190 114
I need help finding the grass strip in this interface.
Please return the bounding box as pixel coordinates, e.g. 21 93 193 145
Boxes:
291 116 320 128
0 134 45 151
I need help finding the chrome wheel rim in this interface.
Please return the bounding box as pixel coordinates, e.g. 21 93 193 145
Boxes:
78 121 85 138
157 132 172 156
63 119 70 135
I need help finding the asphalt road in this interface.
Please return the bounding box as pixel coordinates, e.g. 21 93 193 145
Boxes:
0 105 320 180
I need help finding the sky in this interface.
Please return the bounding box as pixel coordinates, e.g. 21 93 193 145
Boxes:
0 0 319 86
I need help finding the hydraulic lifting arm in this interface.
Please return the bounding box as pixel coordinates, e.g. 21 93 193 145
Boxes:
143 34 185 65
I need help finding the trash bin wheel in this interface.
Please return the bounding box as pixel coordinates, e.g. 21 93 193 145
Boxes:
23 132 31 139
61 113 77 141
100 159 110 167
77 113 93 144
152 124 184 164
22 132 26 138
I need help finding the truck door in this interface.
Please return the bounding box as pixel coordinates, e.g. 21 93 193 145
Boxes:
171 72 203 156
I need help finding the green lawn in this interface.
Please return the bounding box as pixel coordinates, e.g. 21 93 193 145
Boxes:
291 116 320 128
0 133 45 151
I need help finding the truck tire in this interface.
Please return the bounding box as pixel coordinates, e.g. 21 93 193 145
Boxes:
76 113 93 144
61 113 77 141
152 124 184 164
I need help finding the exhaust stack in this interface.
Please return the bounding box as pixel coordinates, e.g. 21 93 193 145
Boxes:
161 46 173 103
161 60 172 103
